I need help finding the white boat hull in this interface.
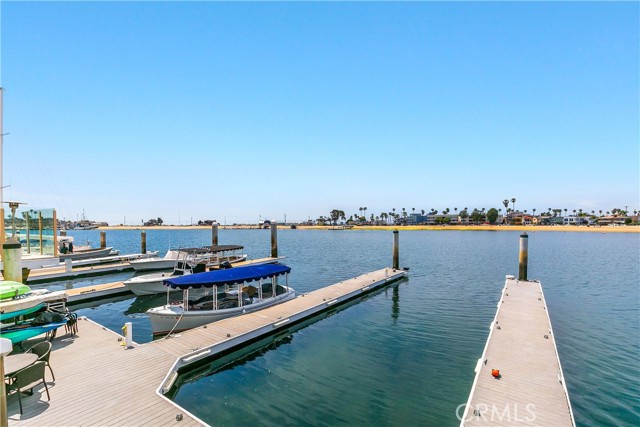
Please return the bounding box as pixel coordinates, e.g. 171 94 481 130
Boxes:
130 252 247 272
123 271 185 296
148 288 296 335
130 258 178 272
59 247 116 260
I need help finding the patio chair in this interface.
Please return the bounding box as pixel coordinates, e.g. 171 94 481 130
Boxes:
6 361 50 415
26 341 55 381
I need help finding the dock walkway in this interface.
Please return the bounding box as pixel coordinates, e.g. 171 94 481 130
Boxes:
460 276 575 427
6 267 407 426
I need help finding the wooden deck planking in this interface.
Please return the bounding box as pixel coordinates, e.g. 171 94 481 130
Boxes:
461 277 574 427
26 262 132 283
6 319 203 427
7 267 406 426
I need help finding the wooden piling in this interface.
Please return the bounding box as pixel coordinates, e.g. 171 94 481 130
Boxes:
141 231 147 254
393 230 399 270
271 222 278 258
100 231 106 249
518 233 528 281
212 223 219 246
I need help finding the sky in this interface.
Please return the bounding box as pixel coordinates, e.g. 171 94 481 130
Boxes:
1 1 638 225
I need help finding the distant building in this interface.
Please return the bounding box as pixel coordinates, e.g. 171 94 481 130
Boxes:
597 216 628 226
563 216 588 226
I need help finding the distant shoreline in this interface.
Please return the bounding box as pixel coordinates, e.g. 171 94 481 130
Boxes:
95 224 639 233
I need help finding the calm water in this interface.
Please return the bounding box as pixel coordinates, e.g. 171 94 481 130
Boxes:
47 228 639 426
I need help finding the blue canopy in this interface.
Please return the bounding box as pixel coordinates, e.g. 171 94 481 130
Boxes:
164 264 291 290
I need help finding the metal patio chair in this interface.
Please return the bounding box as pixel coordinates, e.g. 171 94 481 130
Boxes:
6 361 50 415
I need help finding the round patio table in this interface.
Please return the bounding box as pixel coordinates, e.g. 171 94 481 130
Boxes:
3 353 38 377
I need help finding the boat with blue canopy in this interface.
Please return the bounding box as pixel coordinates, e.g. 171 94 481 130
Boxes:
146 264 296 336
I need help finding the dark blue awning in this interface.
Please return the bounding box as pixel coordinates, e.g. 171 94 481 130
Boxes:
164 264 291 290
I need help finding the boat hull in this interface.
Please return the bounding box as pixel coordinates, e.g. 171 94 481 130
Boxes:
148 288 296 335
123 271 185 296
59 247 116 261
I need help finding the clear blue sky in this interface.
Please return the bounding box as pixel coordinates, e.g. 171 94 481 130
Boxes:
1 1 638 225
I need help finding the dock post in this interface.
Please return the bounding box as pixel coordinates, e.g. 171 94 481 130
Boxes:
100 231 106 249
271 222 278 258
519 232 528 281
124 322 133 348
2 238 22 282
141 231 147 254
212 223 219 246
392 230 399 270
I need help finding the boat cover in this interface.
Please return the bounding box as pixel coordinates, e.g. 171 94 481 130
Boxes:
173 245 244 255
164 264 291 289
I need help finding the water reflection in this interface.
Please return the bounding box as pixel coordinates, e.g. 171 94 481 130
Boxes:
170 280 406 400
391 285 400 321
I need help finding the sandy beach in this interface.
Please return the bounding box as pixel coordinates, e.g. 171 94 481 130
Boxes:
97 224 639 233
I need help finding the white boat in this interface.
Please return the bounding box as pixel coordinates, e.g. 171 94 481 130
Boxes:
57 236 118 261
147 264 295 336
130 245 247 272
123 260 204 296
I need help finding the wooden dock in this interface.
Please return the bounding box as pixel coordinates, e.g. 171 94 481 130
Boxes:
6 267 407 426
460 276 575 427
25 262 133 284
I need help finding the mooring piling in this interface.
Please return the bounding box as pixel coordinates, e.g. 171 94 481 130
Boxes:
212 223 219 246
393 230 399 270
518 232 528 281
141 231 146 254
271 222 278 258
100 231 106 249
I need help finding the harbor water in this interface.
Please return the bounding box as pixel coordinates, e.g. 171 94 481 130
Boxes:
43 228 639 426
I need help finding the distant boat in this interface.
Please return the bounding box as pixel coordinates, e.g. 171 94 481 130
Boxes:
130 245 247 272
71 224 99 230
57 236 118 261
147 264 296 336
329 225 353 230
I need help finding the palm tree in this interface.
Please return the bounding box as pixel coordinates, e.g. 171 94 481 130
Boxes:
564 208 568 216
503 200 511 224
363 207 368 221
511 198 516 213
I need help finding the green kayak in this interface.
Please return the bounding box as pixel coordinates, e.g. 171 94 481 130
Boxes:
0 281 31 301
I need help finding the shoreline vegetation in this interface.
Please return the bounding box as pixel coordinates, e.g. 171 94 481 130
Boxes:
96 224 639 233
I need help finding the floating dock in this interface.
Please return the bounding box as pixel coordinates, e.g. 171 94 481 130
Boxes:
6 267 407 426
460 276 575 427
25 262 133 284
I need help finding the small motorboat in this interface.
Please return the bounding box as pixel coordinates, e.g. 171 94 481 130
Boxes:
147 264 296 336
